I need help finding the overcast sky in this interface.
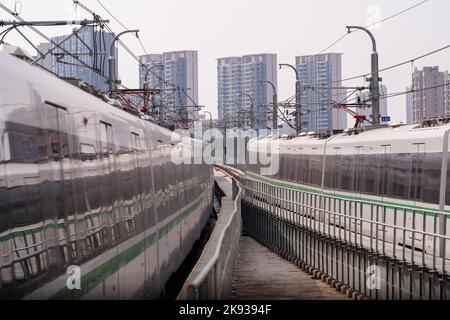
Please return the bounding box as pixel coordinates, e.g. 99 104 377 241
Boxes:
1 0 449 123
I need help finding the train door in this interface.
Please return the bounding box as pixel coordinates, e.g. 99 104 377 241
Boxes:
410 143 425 205
147 136 162 298
127 132 143 235
401 143 425 251
331 147 342 194
118 132 146 299
98 121 120 299
45 102 79 268
0 128 9 290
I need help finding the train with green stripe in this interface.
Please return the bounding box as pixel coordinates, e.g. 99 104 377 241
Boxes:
247 121 450 260
0 46 213 299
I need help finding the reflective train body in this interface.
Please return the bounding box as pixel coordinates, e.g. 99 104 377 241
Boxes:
247 124 450 258
0 50 213 299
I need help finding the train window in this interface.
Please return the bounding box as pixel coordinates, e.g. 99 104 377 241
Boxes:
363 155 376 194
84 175 101 210
332 149 342 191
285 154 292 182
7 130 39 162
446 155 450 205
99 121 113 157
131 132 139 150
421 153 441 204
390 153 408 199
313 153 324 187
323 155 333 189
340 156 353 191
379 146 391 196
277 154 284 180
301 154 310 185
353 148 364 193
80 143 96 162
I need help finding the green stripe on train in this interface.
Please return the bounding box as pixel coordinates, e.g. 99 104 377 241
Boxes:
49 197 203 300
246 172 450 218
0 196 176 242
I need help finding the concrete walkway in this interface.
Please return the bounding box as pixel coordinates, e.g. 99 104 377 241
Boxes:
232 236 349 300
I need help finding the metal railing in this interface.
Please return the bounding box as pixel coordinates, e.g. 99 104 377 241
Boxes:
242 176 450 300
177 168 242 300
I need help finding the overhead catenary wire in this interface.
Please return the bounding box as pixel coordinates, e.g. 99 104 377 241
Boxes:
296 81 450 117
335 43 450 84
0 2 135 92
316 0 430 55
95 0 150 58
87 1 193 91
73 1 198 122
78 0 202 121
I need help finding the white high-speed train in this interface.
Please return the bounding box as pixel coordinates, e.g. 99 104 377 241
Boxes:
0 46 214 299
247 121 450 259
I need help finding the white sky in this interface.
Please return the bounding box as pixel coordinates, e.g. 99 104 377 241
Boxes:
1 0 449 123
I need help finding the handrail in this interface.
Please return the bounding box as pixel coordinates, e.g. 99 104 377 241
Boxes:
178 168 242 300
214 163 245 181
190 187 241 288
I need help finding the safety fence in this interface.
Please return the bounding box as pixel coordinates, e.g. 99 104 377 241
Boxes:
242 176 450 300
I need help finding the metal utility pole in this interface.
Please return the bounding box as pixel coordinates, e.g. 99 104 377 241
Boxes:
260 80 278 130
347 26 380 126
237 110 244 129
143 64 164 90
280 64 301 134
204 111 213 130
109 29 139 97
140 64 163 113
242 93 255 129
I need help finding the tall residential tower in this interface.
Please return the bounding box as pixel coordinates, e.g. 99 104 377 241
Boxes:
296 53 347 132
139 51 199 126
409 66 450 123
217 54 277 131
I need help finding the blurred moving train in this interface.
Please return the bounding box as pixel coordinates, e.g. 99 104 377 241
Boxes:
0 46 214 299
247 121 450 258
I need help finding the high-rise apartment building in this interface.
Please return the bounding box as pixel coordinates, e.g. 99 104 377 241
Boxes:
410 66 449 123
217 54 277 131
406 87 414 124
296 53 347 132
51 26 116 93
139 51 199 125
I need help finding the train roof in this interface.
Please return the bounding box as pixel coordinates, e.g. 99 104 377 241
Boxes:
0 50 179 144
249 122 450 155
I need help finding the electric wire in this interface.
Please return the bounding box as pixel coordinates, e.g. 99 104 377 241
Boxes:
316 0 430 55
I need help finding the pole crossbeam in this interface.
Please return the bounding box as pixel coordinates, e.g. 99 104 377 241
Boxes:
347 26 381 126
0 19 109 27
